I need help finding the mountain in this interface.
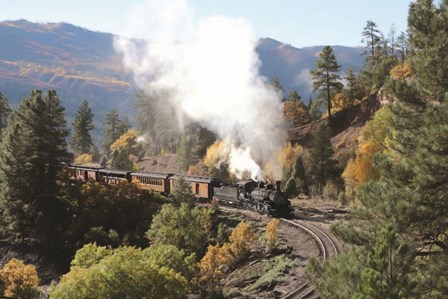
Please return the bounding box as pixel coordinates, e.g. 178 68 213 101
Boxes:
0 20 365 121
257 38 365 96
0 20 134 120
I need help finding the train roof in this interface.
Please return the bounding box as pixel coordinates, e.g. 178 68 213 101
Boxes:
98 169 132 175
131 172 172 179
68 164 103 171
169 174 215 183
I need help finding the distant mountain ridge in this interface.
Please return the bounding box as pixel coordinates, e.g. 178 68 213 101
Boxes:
0 20 365 121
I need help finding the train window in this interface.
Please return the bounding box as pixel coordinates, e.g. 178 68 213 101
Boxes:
195 183 199 195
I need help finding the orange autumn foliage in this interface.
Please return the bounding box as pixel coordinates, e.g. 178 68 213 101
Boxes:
199 221 255 287
0 259 39 297
390 63 411 80
343 107 391 191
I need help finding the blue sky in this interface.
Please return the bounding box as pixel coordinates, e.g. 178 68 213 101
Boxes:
0 0 412 47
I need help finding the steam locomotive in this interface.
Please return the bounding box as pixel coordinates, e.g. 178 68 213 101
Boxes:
66 164 292 217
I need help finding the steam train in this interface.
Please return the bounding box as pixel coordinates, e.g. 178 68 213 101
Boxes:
66 164 292 217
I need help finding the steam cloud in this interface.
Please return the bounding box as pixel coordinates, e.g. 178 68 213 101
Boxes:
114 0 287 180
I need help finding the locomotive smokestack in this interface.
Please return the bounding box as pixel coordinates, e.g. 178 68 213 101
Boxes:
275 181 281 191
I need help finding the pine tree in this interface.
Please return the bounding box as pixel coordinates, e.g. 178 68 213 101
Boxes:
171 176 195 206
355 224 417 298
102 110 125 157
0 91 11 134
0 90 71 241
362 20 382 57
70 100 95 155
396 31 409 63
176 129 199 172
309 2 448 297
309 123 335 186
271 76 283 99
343 66 363 102
311 46 343 118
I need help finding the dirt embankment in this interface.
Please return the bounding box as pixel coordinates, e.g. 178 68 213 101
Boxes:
289 93 383 157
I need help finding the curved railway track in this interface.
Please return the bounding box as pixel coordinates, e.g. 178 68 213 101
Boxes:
280 218 339 299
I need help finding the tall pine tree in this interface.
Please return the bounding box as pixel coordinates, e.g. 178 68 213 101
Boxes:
102 110 126 158
70 100 95 156
0 90 71 242
309 1 448 297
311 46 343 118
309 123 336 186
0 91 11 135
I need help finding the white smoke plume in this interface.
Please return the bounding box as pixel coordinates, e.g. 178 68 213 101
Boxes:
114 0 287 181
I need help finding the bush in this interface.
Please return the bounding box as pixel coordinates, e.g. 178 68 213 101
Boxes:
265 218 280 252
309 184 322 198
323 181 339 200
52 245 192 299
0 259 39 297
337 192 349 206
284 177 298 197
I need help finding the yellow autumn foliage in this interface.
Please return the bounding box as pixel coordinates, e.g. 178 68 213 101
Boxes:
280 142 302 179
204 140 228 170
110 129 138 152
266 218 280 251
74 153 93 164
390 63 411 80
228 222 256 261
343 107 391 192
0 259 39 297
199 221 256 287
199 244 231 285
331 93 350 114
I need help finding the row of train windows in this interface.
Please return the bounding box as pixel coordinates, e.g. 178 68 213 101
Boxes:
136 176 163 186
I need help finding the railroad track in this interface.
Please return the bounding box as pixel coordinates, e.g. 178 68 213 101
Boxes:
280 218 339 299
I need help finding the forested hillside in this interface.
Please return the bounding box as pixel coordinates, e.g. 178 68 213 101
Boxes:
2 0 446 298
0 20 364 120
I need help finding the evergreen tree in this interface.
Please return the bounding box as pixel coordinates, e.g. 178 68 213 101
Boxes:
287 90 301 102
355 224 417 298
309 2 448 297
101 110 125 157
343 66 363 102
0 91 11 134
171 176 195 206
176 129 200 172
308 98 322 121
388 24 398 56
396 31 409 63
271 76 283 99
362 20 382 57
283 91 311 127
309 123 335 186
311 46 343 118
134 92 181 155
70 100 94 155
0 90 70 241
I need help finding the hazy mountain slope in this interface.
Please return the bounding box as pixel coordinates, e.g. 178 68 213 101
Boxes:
0 20 365 120
0 20 134 119
257 38 365 96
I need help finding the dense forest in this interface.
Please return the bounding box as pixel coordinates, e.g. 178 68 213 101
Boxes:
0 0 447 298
